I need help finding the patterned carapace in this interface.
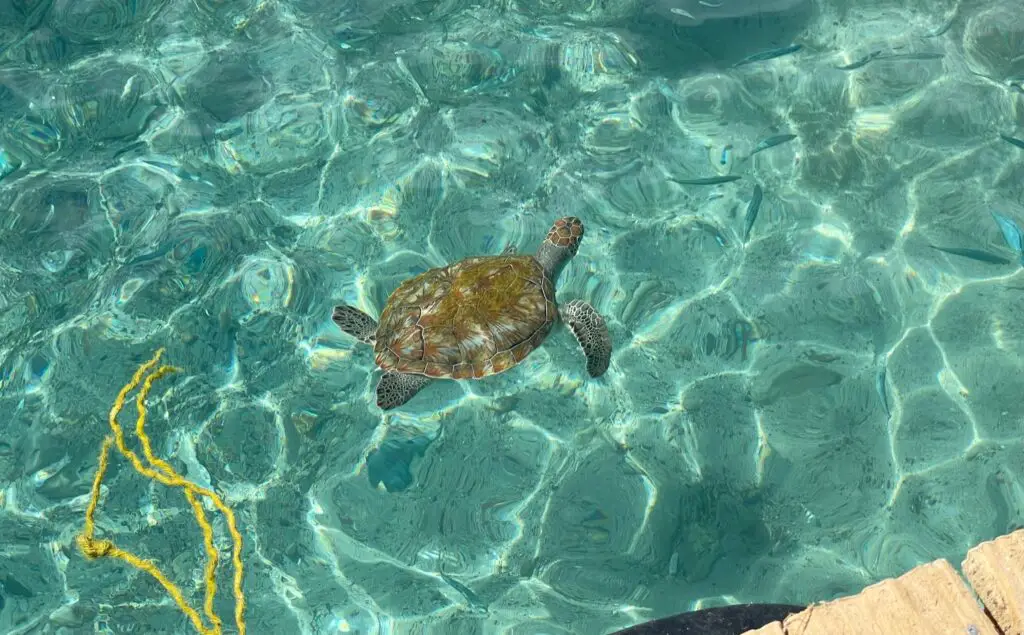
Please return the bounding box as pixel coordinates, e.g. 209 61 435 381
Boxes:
374 255 557 379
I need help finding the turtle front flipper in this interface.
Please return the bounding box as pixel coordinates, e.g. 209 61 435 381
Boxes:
333 305 378 344
560 299 612 377
376 371 432 409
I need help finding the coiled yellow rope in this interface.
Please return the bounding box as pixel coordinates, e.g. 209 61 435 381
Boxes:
77 348 246 635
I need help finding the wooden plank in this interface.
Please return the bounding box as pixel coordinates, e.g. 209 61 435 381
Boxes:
963 528 1024 635
743 559 999 635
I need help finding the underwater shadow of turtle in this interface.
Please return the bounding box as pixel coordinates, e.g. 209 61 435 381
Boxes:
607 603 804 635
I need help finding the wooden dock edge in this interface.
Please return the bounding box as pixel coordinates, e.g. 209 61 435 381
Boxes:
744 528 1024 635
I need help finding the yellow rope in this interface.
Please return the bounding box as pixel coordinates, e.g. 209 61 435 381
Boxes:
77 348 247 635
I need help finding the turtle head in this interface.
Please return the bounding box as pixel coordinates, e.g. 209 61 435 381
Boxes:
536 216 584 280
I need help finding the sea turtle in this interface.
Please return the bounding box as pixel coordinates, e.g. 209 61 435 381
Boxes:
332 216 612 409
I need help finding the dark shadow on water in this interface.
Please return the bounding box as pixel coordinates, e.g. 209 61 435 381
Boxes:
607 602 804 635
366 428 437 492
601 475 806 633
622 1 817 79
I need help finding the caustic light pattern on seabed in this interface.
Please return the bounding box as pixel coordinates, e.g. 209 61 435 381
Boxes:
0 0 1024 633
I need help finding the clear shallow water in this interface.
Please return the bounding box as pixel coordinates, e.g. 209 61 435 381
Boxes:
1 0 1024 633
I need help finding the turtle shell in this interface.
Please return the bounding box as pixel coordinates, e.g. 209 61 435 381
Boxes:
374 255 557 379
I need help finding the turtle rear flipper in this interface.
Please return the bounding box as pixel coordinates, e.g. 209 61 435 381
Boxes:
560 300 611 377
376 371 432 409
333 305 378 344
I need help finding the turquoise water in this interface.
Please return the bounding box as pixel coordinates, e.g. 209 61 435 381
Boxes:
1 0 1024 633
